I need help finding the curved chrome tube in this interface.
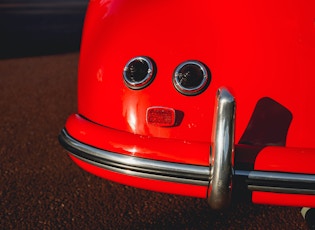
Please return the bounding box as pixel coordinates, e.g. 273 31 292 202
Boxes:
208 88 236 209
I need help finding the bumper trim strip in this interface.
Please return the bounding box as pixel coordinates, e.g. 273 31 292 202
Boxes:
236 170 315 195
59 129 211 186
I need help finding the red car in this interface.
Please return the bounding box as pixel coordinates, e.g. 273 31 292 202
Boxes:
59 0 315 211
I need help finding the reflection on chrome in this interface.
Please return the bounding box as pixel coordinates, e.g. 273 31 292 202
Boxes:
208 88 235 210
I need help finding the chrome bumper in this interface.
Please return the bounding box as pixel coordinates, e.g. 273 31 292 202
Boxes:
59 87 315 209
59 129 210 186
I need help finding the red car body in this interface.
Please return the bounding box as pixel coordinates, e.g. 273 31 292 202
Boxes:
59 0 315 209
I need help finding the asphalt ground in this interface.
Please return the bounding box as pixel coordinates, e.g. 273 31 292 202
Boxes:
0 1 311 229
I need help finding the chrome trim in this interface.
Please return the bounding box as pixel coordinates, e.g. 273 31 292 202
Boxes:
173 60 209 96
123 56 155 89
247 171 315 183
235 170 315 195
208 88 235 209
59 129 210 186
248 186 315 195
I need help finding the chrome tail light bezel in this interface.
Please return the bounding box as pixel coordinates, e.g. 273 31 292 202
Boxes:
123 56 156 90
173 60 210 96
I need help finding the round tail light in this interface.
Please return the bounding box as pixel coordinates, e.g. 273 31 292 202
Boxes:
173 61 210 96
123 56 155 90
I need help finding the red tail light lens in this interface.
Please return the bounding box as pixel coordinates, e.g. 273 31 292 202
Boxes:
146 107 176 127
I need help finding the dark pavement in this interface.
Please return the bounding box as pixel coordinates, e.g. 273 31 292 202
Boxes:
0 1 310 229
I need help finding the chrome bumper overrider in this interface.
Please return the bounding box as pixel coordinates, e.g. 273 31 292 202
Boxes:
207 88 235 209
59 88 315 209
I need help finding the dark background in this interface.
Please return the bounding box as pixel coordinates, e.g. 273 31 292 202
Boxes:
0 0 87 59
0 1 309 229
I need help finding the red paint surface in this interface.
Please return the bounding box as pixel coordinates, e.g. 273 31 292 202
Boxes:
79 0 315 149
64 0 315 206
255 146 315 174
65 114 210 165
253 192 315 208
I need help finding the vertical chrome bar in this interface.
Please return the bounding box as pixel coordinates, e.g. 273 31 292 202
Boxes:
208 88 235 209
